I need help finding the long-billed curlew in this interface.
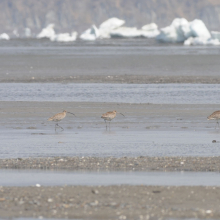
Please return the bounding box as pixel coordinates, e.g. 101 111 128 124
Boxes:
101 110 125 129
48 110 76 131
207 110 220 129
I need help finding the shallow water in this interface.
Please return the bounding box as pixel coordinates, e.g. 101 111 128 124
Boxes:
0 169 219 186
0 129 220 158
0 38 219 55
1 83 220 104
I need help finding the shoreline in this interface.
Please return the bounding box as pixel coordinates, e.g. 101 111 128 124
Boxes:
0 156 219 172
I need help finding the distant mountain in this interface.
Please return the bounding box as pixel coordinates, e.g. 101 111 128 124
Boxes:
0 0 220 36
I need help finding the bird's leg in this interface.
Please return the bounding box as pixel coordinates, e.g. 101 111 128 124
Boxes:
217 120 219 129
109 121 111 130
57 123 64 131
55 123 57 131
105 120 107 130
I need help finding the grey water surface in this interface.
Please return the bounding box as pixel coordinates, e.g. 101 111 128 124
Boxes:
0 169 220 186
1 129 220 158
1 83 220 104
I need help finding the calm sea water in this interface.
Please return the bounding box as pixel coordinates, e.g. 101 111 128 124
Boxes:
0 83 220 104
0 38 219 55
0 129 220 158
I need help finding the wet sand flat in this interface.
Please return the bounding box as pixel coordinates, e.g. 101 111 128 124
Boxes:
0 156 220 172
0 41 220 84
1 101 220 158
0 101 217 129
0 185 219 219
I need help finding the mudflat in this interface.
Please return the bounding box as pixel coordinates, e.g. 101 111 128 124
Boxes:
0 156 219 172
0 185 219 219
0 45 219 83
0 101 216 130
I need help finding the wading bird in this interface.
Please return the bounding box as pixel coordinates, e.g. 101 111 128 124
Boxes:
48 110 76 131
101 110 125 129
207 110 220 129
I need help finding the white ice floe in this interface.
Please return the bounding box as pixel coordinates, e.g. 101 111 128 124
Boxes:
110 24 160 39
24 28 31 37
157 18 212 44
189 19 211 39
110 27 142 38
37 24 56 39
37 24 77 42
80 25 100 41
80 18 159 40
13 29 19 37
142 23 158 31
157 18 191 43
0 33 10 40
100 17 125 30
211 31 220 41
51 32 78 42
141 23 160 38
184 36 220 46
110 22 160 38
99 17 125 39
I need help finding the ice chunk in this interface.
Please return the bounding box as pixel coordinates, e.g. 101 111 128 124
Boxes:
99 17 125 30
99 17 125 39
37 24 56 39
183 37 194 46
13 29 19 37
24 28 31 37
141 29 160 38
52 32 77 42
157 18 212 43
142 23 158 31
189 19 211 39
110 25 160 39
80 25 99 41
110 27 142 38
0 33 10 40
141 23 160 38
157 18 190 43
211 31 220 41
184 36 220 46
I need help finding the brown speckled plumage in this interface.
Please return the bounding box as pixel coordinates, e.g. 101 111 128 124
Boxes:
101 110 124 129
48 110 75 131
207 110 220 129
101 110 117 121
48 110 67 122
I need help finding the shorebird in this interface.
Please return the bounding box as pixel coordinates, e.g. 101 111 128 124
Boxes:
101 110 125 129
48 110 76 131
207 110 220 129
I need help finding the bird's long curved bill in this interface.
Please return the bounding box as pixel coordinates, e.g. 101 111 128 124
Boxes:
119 113 125 117
67 112 76 117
